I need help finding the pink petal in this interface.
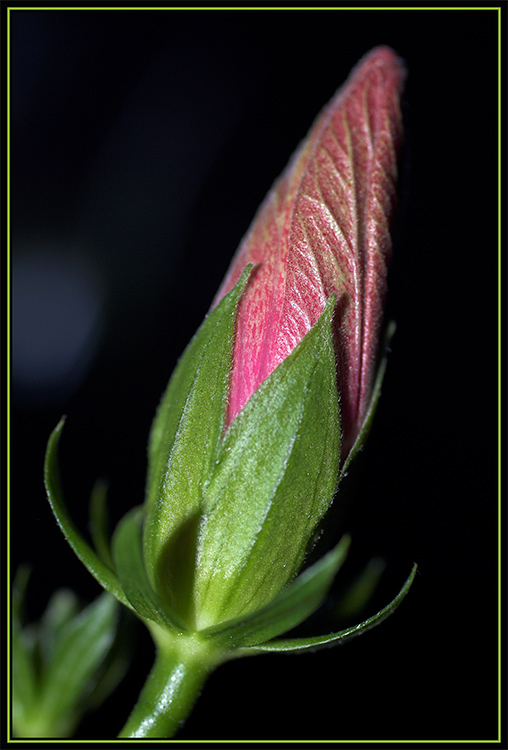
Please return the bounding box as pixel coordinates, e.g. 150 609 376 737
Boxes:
213 47 405 458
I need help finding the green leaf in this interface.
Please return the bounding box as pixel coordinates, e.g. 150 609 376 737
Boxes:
44 419 130 609
143 265 252 615
36 593 119 737
236 563 418 655
202 536 350 649
193 296 341 629
112 506 188 632
12 582 134 739
80 607 134 714
38 589 80 666
11 617 38 734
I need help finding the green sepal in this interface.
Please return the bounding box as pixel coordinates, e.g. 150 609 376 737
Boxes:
202 535 350 649
235 562 417 656
111 506 188 633
340 321 396 480
44 419 130 609
193 295 340 628
143 265 253 610
333 556 386 621
89 479 113 569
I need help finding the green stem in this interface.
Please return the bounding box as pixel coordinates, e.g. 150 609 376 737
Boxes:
118 632 220 739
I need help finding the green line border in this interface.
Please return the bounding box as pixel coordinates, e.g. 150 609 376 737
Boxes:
2 5 505 9
6 4 12 745
497 5 503 747
5 3 503 745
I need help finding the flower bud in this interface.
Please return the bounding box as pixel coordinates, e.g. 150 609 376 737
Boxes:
45 53 411 731
138 46 406 631
44 48 414 739
213 46 405 460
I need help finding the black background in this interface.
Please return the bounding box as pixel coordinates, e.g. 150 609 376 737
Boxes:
8 5 502 744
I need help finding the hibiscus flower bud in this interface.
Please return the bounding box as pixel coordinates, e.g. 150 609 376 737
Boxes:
45 48 414 740
213 45 405 461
